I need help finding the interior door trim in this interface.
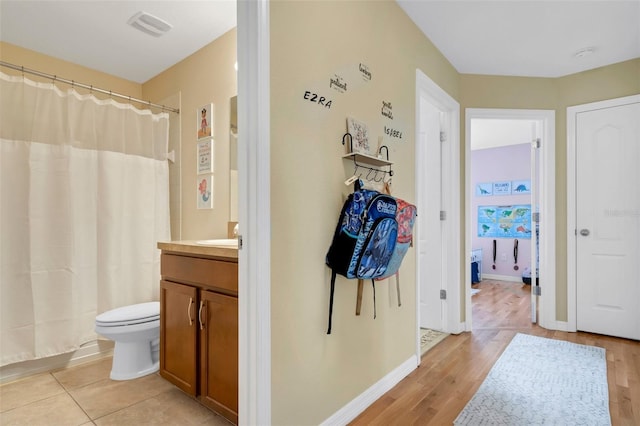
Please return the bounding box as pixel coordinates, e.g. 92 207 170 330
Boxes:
465 108 556 331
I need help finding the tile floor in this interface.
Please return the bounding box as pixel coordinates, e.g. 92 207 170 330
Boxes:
0 357 233 425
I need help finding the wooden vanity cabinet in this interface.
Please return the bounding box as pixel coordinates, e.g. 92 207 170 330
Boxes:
159 252 238 424
199 290 238 419
159 280 198 396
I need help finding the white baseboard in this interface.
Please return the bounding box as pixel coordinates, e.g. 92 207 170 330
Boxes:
449 321 466 335
320 355 419 426
0 340 114 384
480 273 523 283
553 321 571 332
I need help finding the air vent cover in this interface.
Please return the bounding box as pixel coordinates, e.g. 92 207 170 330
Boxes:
128 11 172 37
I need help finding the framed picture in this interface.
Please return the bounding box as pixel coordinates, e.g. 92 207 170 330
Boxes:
197 138 214 174
197 175 214 209
197 103 214 139
346 117 370 155
511 179 531 194
493 181 511 195
476 182 493 196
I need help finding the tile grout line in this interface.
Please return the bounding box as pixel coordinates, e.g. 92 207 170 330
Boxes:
50 371 96 424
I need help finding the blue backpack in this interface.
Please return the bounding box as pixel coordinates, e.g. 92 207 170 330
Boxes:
325 180 398 334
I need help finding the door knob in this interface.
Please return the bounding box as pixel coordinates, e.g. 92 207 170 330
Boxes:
579 229 590 236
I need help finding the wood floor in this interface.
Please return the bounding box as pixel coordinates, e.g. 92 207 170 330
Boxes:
349 280 640 425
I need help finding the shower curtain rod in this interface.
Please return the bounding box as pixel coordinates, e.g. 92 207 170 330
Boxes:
0 61 180 114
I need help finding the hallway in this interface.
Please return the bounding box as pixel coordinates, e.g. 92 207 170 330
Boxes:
350 280 639 425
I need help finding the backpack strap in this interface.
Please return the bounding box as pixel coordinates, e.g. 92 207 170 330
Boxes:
355 279 364 316
371 279 377 319
327 270 337 334
395 271 401 307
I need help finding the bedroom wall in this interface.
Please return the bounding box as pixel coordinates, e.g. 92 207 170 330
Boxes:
471 144 532 280
269 1 459 424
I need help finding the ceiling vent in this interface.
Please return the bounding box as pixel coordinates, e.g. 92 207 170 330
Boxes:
573 47 595 59
128 11 172 37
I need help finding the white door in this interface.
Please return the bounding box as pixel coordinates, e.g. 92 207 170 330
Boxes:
576 100 640 340
418 99 443 330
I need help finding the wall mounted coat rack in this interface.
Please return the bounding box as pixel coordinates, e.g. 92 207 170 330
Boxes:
341 133 394 183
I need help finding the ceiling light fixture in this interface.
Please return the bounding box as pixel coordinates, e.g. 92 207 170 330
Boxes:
128 11 172 37
573 47 595 58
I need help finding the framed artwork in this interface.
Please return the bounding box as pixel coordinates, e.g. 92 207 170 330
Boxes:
197 103 214 139
197 175 214 209
476 182 493 196
346 117 370 154
493 181 511 195
197 138 214 174
511 179 531 194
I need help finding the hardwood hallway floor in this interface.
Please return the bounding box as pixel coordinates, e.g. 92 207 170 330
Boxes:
349 280 640 425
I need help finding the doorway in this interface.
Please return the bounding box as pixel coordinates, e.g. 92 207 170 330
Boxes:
465 109 556 331
468 118 537 327
415 70 461 360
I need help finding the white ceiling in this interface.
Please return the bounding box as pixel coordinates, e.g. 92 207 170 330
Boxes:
471 119 536 150
0 1 638 83
0 1 237 83
397 0 640 78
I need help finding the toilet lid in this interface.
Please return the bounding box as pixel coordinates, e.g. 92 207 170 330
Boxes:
96 301 159 326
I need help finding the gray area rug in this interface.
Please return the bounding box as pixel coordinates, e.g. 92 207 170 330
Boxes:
454 333 611 426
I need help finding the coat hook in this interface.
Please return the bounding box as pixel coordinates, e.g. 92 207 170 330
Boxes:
378 145 389 160
366 168 374 180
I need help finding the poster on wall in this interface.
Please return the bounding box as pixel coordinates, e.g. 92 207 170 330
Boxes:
197 103 214 139
197 138 214 174
511 179 531 194
197 175 214 209
477 204 532 239
346 117 370 154
476 182 493 196
492 181 511 195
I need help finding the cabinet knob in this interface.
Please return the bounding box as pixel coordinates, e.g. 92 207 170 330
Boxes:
579 229 590 236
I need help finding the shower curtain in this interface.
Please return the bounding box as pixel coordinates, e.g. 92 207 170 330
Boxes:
0 72 171 366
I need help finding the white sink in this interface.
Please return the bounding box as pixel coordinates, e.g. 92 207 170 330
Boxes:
195 238 238 247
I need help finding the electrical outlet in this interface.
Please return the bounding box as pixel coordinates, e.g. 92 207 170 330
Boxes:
501 253 507 261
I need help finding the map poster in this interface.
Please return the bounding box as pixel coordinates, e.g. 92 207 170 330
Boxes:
477 204 532 239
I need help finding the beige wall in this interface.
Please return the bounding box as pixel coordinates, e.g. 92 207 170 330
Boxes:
460 58 640 321
0 42 142 99
143 29 237 240
269 1 458 424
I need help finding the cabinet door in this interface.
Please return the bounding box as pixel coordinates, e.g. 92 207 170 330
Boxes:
160 280 198 396
199 290 238 423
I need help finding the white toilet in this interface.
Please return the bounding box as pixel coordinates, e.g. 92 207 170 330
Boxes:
95 301 160 381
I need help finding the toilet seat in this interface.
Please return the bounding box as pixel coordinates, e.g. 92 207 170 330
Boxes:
96 301 159 327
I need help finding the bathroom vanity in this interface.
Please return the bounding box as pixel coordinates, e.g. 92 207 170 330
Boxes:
157 241 238 424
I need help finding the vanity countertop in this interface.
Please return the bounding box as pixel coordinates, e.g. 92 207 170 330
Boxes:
157 240 238 261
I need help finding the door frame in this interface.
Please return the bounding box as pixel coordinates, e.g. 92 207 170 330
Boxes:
465 108 556 330
566 94 640 332
415 70 462 360
237 1 271 424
